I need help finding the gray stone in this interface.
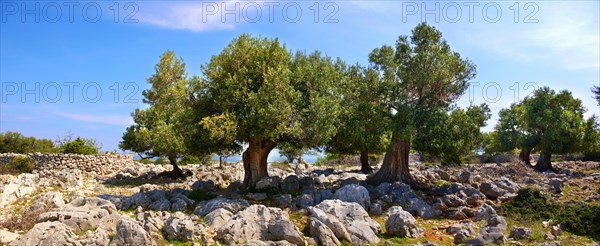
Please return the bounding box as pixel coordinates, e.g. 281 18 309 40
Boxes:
309 217 340 246
0 173 38 207
163 212 204 241
549 179 563 193
479 182 506 199
194 197 249 216
473 203 497 222
9 221 76 246
216 205 303 245
36 197 120 233
314 189 333 204
385 206 423 238
111 218 156 246
82 228 111 246
309 199 381 245
273 194 293 208
256 176 281 190
0 229 19 245
148 198 171 211
123 192 152 209
296 194 314 208
509 226 532 239
247 193 268 201
333 184 370 208
369 202 383 215
205 208 233 230
442 194 467 207
281 175 300 193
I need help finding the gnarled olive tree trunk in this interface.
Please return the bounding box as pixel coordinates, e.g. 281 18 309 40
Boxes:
168 154 185 178
242 141 276 188
366 134 412 186
360 149 373 174
535 152 552 172
519 148 531 166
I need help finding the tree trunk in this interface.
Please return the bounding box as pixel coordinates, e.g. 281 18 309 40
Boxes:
535 152 553 172
360 149 373 173
242 141 276 188
519 148 531 166
219 154 223 169
366 134 412 186
168 154 184 178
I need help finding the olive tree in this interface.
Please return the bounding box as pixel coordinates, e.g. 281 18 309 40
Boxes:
520 87 585 171
199 34 344 187
488 103 537 165
120 50 189 177
366 23 476 186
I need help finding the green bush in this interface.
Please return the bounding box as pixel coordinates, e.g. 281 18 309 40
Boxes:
0 156 34 175
179 155 201 165
501 188 600 239
138 158 154 164
155 157 169 164
59 137 99 155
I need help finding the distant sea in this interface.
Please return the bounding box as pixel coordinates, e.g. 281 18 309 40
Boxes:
212 148 324 163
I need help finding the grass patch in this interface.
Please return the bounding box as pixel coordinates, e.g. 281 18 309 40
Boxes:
0 204 56 231
289 211 310 237
270 161 291 172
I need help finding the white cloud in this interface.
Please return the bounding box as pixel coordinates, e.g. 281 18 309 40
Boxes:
136 1 247 32
464 2 599 70
56 112 133 127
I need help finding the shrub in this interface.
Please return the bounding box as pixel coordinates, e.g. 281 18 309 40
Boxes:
501 188 600 239
155 157 169 164
59 137 99 155
0 156 34 175
138 158 154 164
179 155 201 165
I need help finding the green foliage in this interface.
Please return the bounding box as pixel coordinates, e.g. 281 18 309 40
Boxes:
501 188 600 239
413 104 491 165
581 116 600 160
593 86 600 106
179 155 201 165
138 158 154 164
368 22 476 140
0 131 56 153
0 156 34 175
59 137 99 155
199 33 344 152
326 64 390 157
154 157 169 164
185 190 217 202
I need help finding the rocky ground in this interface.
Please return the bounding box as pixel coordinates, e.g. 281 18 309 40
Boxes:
0 158 599 246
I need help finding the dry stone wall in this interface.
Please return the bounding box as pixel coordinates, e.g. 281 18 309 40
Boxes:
0 153 132 176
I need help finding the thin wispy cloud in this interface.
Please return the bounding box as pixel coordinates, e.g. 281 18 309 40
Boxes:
465 2 599 70
136 1 245 32
55 112 133 127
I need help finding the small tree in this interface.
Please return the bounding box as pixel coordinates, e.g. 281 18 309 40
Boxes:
413 104 490 165
521 87 586 171
581 116 600 161
326 65 390 173
366 23 476 186
488 103 537 165
120 50 189 178
59 137 99 155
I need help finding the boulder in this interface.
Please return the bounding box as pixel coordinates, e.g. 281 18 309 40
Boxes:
273 194 293 208
372 182 440 218
0 229 19 245
9 221 76 246
441 194 467 207
473 203 497 222
194 197 249 216
509 226 532 239
256 176 281 190
333 184 370 208
309 217 340 246
549 178 563 193
384 206 423 238
216 205 304 245
308 199 380 245
205 208 233 230
148 198 171 211
163 212 204 241
0 173 38 207
479 182 505 199
139 211 165 239
36 197 120 233
296 194 315 208
111 218 156 246
82 228 110 246
122 192 152 210
281 175 300 194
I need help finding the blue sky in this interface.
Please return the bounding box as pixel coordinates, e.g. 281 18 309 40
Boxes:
1 0 599 155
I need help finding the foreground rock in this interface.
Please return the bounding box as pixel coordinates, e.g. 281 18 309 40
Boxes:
0 173 37 207
10 221 76 246
372 182 441 218
333 184 370 208
216 204 304 245
308 199 381 245
384 206 423 238
194 197 250 216
36 197 120 233
111 218 156 246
